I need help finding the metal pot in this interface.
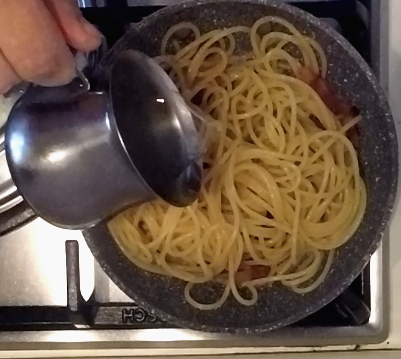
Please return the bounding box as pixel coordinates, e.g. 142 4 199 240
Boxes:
5 51 202 230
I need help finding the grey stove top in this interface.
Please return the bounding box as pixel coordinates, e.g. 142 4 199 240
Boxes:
0 217 388 349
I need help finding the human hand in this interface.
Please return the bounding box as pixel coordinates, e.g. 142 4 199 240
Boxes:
0 0 102 95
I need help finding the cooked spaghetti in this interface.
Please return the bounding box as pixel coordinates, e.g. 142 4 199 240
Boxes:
108 17 366 310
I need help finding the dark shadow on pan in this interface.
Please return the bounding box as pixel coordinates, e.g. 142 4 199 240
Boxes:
84 0 398 333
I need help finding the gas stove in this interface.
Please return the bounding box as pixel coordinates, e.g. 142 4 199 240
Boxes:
0 0 390 354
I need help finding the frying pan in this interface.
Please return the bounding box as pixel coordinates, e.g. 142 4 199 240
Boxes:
84 0 398 333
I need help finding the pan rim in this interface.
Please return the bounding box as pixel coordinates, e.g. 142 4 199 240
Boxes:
86 0 399 333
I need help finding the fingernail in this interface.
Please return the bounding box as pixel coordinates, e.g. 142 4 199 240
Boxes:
81 19 102 39
36 65 76 87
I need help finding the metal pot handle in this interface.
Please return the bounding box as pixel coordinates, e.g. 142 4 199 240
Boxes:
15 39 108 105
21 71 90 105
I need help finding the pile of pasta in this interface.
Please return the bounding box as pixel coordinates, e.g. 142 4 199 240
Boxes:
108 16 366 310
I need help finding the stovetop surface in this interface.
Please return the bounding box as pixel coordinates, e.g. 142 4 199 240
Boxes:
0 0 389 350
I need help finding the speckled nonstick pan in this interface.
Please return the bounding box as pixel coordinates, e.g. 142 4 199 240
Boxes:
83 0 398 333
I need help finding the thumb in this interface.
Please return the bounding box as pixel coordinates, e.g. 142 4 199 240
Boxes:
44 0 102 53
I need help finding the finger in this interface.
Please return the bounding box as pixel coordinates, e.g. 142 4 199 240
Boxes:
44 0 102 53
0 52 21 95
0 0 76 87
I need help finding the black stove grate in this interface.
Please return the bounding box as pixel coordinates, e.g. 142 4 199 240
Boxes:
0 0 380 331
